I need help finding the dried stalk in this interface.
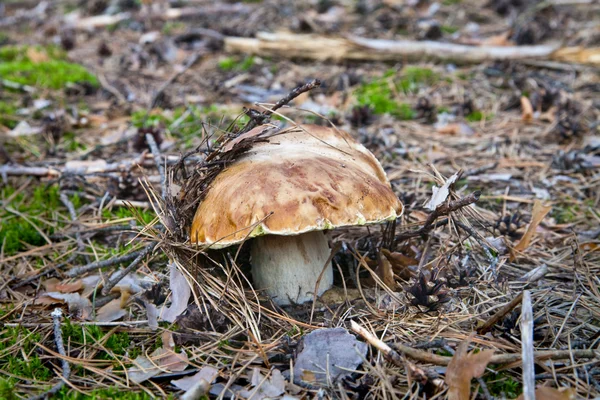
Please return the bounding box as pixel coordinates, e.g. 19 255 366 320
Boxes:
28 309 70 400
396 191 481 242
521 291 535 400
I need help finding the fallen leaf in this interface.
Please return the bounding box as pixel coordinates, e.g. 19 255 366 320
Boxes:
144 301 159 330
55 280 83 293
108 271 156 294
513 200 552 254
516 386 577 400
127 345 189 384
161 263 191 323
151 346 189 372
436 122 475 136
26 47 49 63
381 248 417 280
521 96 534 123
293 328 368 385
482 31 514 46
171 366 219 391
239 368 285 400
8 121 43 137
96 291 130 322
373 252 396 289
128 356 161 384
43 278 61 292
446 333 494 400
424 171 460 211
39 292 93 320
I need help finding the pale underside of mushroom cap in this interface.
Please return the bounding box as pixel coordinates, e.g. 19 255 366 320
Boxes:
190 124 403 248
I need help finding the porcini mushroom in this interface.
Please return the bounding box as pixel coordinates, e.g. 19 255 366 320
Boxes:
191 124 402 305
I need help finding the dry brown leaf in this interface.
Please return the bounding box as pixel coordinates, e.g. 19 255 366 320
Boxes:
552 46 600 65
43 278 61 292
436 123 475 136
521 96 534 123
26 47 49 63
513 200 552 254
55 280 84 293
446 333 494 400
374 252 397 289
39 292 93 320
96 298 127 322
482 32 514 47
161 263 192 322
516 386 577 400
381 248 417 280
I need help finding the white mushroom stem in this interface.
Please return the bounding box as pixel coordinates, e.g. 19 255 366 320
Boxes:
250 231 333 306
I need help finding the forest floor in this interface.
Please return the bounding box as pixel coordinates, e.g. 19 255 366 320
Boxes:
0 0 599 399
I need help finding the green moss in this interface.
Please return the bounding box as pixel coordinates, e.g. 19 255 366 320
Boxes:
466 111 483 122
0 378 17 400
0 327 51 381
553 205 578 224
56 387 164 400
0 101 19 129
0 60 98 90
398 66 439 93
441 25 459 34
104 332 131 356
62 132 87 152
102 207 155 225
218 56 255 72
0 184 61 255
161 21 186 35
396 103 416 120
484 373 522 399
356 68 436 120
0 45 97 90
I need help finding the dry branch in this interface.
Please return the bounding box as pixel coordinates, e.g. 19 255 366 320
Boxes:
223 32 598 65
520 291 535 400
395 191 481 242
28 309 70 400
477 292 524 334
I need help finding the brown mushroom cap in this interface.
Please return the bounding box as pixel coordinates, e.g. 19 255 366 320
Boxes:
190 124 403 248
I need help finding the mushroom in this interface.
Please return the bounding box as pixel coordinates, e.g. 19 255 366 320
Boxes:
190 124 402 305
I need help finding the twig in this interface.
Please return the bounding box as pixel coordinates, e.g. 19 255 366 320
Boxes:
396 191 481 242
145 133 166 200
100 242 158 295
389 342 597 366
96 73 127 104
10 253 79 290
59 193 88 263
224 32 572 65
521 291 535 400
28 309 70 400
350 321 444 386
477 292 524 334
351 321 597 366
65 250 144 278
1 79 35 93
350 320 411 366
150 52 202 109
241 79 321 133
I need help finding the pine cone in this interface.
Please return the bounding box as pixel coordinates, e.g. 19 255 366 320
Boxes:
108 171 146 201
416 97 436 123
405 269 451 313
494 212 528 239
349 105 373 127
